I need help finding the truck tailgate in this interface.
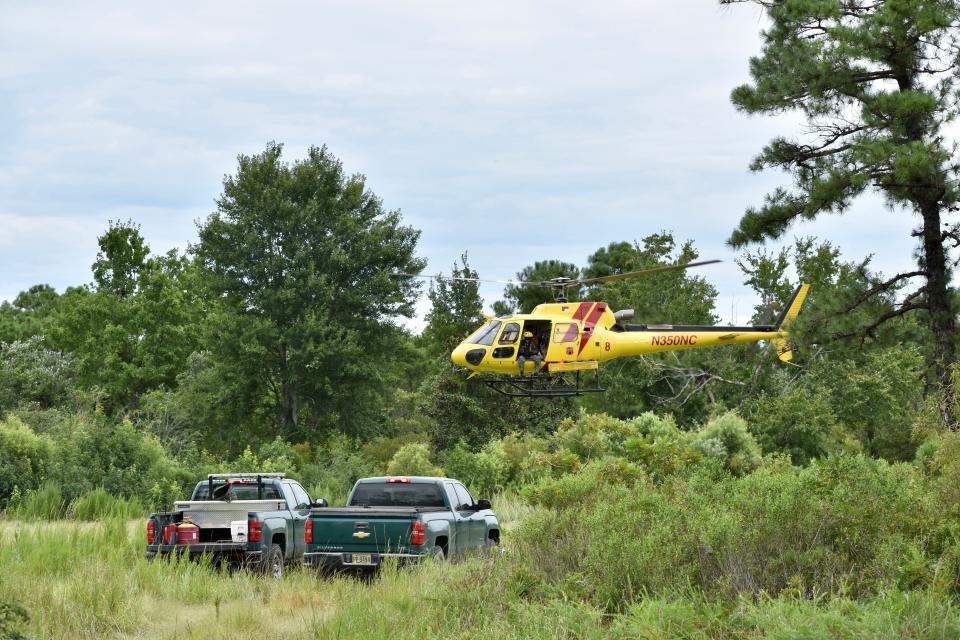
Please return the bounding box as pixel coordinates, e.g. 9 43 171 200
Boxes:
310 507 442 553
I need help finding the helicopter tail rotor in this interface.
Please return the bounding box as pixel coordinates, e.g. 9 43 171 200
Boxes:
772 284 811 363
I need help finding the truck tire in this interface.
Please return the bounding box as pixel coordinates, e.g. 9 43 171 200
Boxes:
429 545 446 562
265 543 284 579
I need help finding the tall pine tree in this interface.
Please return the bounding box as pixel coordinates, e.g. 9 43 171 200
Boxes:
724 0 960 414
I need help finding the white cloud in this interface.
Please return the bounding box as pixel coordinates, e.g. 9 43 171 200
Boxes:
0 0 955 333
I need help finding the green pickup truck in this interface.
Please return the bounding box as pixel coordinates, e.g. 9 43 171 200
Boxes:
145 473 326 577
303 476 500 571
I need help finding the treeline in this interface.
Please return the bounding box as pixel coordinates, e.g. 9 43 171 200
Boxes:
0 142 958 517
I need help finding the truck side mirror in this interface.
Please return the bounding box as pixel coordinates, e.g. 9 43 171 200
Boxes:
476 498 491 511
312 499 328 508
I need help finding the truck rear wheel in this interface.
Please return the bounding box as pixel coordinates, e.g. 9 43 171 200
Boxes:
264 543 284 579
429 545 446 562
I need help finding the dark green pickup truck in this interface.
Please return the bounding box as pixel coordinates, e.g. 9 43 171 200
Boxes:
303 476 500 571
145 473 326 577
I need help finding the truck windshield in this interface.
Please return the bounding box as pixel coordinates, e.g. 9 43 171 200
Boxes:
349 483 446 508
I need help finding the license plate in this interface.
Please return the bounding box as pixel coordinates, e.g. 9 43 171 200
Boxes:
348 553 372 564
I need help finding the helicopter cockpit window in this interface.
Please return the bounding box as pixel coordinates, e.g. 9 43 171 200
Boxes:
553 322 579 343
499 323 520 344
466 320 502 346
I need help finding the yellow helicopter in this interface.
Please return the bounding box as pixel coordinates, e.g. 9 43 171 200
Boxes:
405 261 809 397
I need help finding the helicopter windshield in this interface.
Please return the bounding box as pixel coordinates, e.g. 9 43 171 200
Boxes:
466 320 502 346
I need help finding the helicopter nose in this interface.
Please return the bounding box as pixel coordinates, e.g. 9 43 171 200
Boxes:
451 344 470 368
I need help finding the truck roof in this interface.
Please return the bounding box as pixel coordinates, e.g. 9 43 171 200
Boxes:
356 476 453 483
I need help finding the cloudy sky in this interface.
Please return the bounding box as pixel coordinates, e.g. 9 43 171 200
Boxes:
0 1 939 329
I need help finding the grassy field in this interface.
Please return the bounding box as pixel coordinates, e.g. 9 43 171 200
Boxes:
3 482 960 639
2 512 960 639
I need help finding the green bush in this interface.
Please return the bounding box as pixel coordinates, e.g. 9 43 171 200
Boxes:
0 336 76 412
624 412 701 480
556 411 632 460
692 411 762 476
745 387 843 464
386 443 442 477
442 441 508 496
0 416 54 509
499 432 549 484
514 454 946 610
304 434 377 505
522 458 644 511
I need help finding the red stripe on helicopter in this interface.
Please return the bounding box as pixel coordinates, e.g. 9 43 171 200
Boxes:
578 302 607 355
571 303 592 321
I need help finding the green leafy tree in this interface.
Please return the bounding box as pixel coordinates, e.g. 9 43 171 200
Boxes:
580 233 725 422
421 253 484 356
0 284 62 345
195 143 425 438
0 337 76 412
53 224 203 411
91 220 150 299
724 0 960 411
494 259 580 314
582 241 640 280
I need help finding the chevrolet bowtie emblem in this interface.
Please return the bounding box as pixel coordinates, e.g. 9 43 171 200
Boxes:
352 531 370 539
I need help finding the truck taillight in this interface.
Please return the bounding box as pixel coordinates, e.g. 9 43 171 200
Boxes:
248 518 262 543
411 520 426 545
146 519 156 545
305 519 313 544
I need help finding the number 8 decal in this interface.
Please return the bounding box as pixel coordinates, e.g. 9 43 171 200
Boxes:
604 341 611 351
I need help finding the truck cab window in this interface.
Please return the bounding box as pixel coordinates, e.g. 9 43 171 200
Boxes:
444 483 460 510
453 483 474 510
291 483 311 509
350 483 446 508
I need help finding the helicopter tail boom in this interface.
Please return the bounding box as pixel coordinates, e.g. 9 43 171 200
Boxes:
602 283 810 361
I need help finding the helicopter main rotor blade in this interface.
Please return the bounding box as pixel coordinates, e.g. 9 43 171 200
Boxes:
575 259 721 286
391 272 542 286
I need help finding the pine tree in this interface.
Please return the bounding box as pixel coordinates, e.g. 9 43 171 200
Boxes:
724 0 960 414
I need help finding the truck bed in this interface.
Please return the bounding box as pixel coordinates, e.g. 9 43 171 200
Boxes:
173 499 286 529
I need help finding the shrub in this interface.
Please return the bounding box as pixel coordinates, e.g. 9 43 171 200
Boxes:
386 443 442 477
693 411 762 476
523 458 644 511
745 387 842 464
929 430 960 518
442 441 508 496
41 413 192 510
556 411 632 460
499 432 549 483
0 336 76 411
515 454 943 610
304 434 377 505
624 412 701 480
0 416 54 509
0 599 29 640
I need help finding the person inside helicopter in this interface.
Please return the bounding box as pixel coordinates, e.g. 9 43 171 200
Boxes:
517 331 543 378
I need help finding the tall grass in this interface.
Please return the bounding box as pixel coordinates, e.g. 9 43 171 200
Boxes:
0 513 957 639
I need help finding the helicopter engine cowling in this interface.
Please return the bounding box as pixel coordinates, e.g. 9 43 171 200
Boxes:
613 309 634 322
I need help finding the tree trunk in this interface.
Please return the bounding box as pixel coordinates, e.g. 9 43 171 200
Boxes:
920 199 957 423
278 343 299 433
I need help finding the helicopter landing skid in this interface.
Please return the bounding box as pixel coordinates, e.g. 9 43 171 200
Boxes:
481 370 605 398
